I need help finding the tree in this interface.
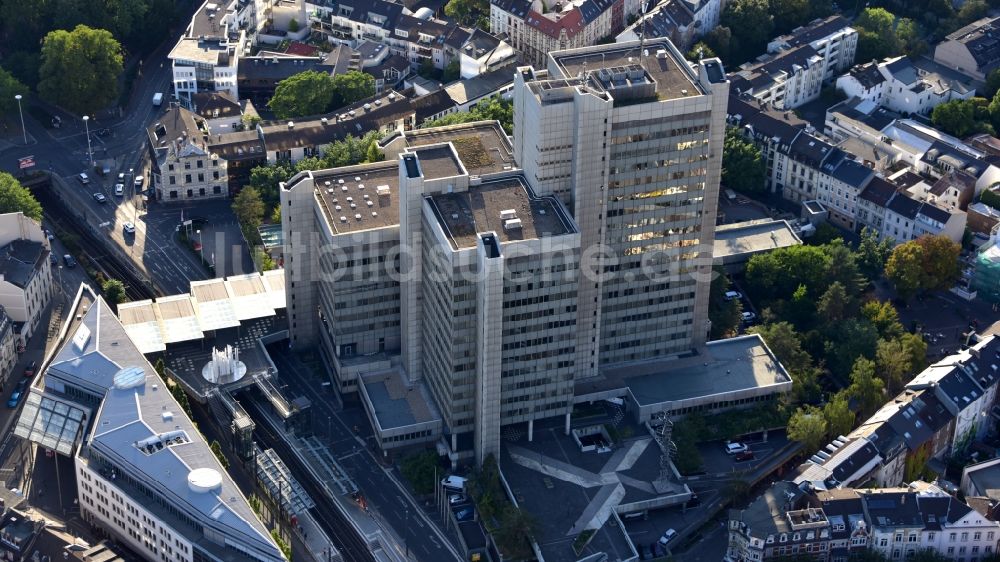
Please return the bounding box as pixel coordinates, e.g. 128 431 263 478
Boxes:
442 59 460 83
366 140 383 164
400 450 441 494
710 267 743 338
494 506 538 560
745 245 832 304
233 187 266 240
932 98 990 138
241 113 261 130
824 318 879 378
900 331 928 374
853 8 903 62
848 357 885 418
444 0 489 26
772 0 811 34
857 227 893 279
423 96 515 134
720 0 773 63
876 338 911 393
210 440 230 469
269 70 337 119
288 18 299 32
153 357 167 381
986 68 1000 100
885 242 924 300
896 18 927 57
861 300 904 340
331 71 376 109
823 392 855 438
0 173 42 221
0 67 27 115
101 278 127 307
703 26 734 63
824 240 863 295
686 42 717 62
722 128 766 195
817 281 852 323
787 406 828 451
38 25 123 115
914 235 961 291
749 322 813 376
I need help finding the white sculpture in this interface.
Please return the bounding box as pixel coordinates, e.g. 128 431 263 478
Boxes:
202 344 247 384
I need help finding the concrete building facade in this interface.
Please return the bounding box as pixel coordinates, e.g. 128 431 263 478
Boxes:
0 212 53 344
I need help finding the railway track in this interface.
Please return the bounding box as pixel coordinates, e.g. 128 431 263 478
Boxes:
33 179 156 302
242 393 377 562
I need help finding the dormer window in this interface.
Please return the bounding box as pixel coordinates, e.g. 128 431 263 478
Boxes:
780 534 788 543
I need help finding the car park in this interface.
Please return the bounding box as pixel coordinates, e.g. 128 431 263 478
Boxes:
658 529 678 546
123 222 136 234
77 173 90 184
93 192 107 203
724 290 742 301
63 255 76 268
115 183 124 196
725 442 749 455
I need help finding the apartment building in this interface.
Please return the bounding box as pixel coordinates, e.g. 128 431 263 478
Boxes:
934 16 1000 81
731 16 856 109
728 483 1000 562
727 95 810 193
282 39 733 463
169 0 251 104
836 56 975 116
146 106 230 201
490 0 643 67
14 285 284 562
616 0 724 52
0 212 53 344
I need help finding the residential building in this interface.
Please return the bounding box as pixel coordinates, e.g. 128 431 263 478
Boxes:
855 176 898 235
442 63 518 114
0 212 53 344
489 0 643 67
835 56 975 116
236 46 356 107
0 306 16 388
206 130 267 194
169 0 249 104
13 285 285 562
728 482 1000 562
727 94 810 193
615 0 710 52
190 91 256 134
731 16 856 110
934 16 1000 81
258 89 415 165
767 16 858 82
968 201 1000 234
880 188 966 244
146 106 230 201
816 154 873 230
281 40 738 464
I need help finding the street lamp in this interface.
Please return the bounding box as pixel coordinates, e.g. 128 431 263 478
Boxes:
197 229 204 262
82 115 94 168
14 94 26 145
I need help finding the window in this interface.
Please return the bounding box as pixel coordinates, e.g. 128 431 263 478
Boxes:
975 532 982 541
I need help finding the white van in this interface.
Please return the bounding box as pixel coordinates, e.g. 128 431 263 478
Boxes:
441 475 467 491
152 92 164 106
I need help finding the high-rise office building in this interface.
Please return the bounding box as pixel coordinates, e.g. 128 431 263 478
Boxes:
282 38 729 463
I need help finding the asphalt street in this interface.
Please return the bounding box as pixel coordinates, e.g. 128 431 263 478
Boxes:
267 346 463 562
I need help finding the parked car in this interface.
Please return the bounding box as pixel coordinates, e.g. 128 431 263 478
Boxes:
725 442 749 455
93 192 107 203
724 290 742 301
43 229 54 241
49 254 56 265
77 173 90 185
114 183 124 196
123 222 136 234
117 172 125 182
658 529 678 546
448 494 465 505
455 508 474 521
134 175 144 189
23 361 36 377
63 254 76 268
7 380 27 408
741 311 756 322
735 450 755 462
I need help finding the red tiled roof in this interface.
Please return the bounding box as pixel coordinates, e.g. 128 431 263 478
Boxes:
526 9 584 39
284 41 319 57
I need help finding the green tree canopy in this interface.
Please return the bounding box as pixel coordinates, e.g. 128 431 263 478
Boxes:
853 7 904 62
885 241 924 300
38 25 123 115
817 281 852 323
0 173 42 221
861 300 904 340
857 227 893 279
422 96 515 134
749 322 813 376
703 26 734 63
720 0 774 63
931 98 993 138
709 267 742 339
771 0 811 34
745 244 832 303
686 42 717 62
444 0 489 28
722 128 766 195
101 278 126 307
331 71 376 109
848 357 885 418
823 392 856 438
788 406 828 451
914 235 961 291
233 187 266 241
0 67 27 115
269 70 337 119
824 318 879 378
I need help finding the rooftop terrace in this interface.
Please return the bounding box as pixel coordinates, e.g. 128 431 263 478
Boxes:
404 122 515 176
428 176 573 249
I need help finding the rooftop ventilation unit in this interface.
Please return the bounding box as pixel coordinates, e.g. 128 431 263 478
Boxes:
376 184 391 196
504 218 522 230
500 209 517 220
